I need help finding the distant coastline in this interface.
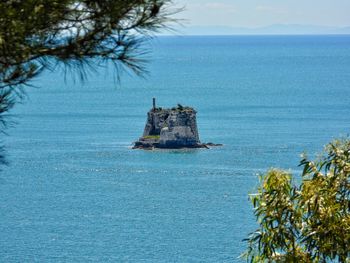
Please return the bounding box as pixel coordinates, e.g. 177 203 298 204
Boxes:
158 24 350 36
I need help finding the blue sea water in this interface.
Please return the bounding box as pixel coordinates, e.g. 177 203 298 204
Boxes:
1 35 350 262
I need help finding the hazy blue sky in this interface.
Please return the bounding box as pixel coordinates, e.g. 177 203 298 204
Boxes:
174 0 350 28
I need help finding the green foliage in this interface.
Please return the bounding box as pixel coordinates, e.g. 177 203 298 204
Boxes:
244 139 350 263
143 135 160 140
0 0 178 88
169 104 193 112
0 89 15 166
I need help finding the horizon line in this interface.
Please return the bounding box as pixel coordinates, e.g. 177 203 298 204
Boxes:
155 33 350 37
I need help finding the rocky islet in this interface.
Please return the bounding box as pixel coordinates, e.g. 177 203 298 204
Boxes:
133 99 222 150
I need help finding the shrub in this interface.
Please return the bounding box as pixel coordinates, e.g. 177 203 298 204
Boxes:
244 139 350 262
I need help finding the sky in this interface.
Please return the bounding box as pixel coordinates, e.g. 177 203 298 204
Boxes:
173 0 350 28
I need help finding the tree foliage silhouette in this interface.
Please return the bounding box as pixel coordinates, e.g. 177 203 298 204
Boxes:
0 0 179 164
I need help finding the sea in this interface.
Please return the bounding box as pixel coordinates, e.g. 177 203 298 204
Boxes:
1 35 350 262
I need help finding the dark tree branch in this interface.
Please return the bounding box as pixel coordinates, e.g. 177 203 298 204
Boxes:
0 0 181 165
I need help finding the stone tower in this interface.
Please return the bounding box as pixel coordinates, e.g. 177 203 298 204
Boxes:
133 100 204 149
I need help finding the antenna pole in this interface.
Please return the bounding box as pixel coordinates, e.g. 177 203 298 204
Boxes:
152 98 156 110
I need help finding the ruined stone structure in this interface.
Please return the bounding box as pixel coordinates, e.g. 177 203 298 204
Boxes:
133 99 216 149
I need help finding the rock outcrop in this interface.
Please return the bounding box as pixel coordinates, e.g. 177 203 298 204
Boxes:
133 100 222 150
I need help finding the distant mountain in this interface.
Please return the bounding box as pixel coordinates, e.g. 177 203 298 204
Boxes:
163 24 350 36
